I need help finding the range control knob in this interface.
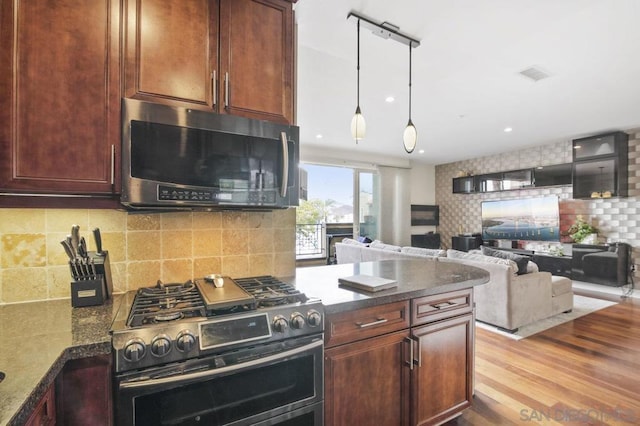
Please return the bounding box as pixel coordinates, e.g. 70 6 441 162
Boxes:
272 315 289 333
307 310 322 327
176 330 196 352
151 334 172 357
290 312 306 330
123 338 146 362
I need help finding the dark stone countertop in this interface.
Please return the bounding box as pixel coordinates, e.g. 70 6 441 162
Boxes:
285 259 489 314
0 296 121 426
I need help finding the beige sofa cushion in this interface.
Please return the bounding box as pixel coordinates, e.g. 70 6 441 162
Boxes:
551 275 573 296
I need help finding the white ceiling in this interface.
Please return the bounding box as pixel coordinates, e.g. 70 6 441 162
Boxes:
294 0 640 166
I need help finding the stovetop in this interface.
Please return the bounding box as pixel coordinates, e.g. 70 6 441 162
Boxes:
124 275 310 328
111 275 324 373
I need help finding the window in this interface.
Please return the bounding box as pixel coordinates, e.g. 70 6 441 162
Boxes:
296 164 379 260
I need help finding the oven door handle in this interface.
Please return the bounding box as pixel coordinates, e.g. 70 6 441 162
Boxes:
119 338 323 390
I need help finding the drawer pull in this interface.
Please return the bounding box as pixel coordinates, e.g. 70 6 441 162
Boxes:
432 302 458 310
356 318 388 328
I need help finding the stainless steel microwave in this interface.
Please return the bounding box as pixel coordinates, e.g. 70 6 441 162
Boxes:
121 99 299 209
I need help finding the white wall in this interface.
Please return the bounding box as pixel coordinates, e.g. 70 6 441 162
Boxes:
409 163 438 236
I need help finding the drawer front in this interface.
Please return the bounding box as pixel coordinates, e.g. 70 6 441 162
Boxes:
325 301 411 348
412 289 473 326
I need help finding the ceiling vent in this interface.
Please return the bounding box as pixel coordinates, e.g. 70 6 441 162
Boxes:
519 66 551 82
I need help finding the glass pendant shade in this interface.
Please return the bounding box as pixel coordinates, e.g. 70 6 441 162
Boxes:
351 106 366 141
403 119 417 153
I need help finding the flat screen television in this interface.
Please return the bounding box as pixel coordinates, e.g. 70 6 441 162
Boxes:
481 196 560 241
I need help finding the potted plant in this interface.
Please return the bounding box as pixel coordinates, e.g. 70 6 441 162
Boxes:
567 216 598 243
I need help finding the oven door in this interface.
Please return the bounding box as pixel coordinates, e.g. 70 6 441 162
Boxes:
115 336 323 426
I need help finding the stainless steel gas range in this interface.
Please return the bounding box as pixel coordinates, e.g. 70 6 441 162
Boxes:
111 275 324 426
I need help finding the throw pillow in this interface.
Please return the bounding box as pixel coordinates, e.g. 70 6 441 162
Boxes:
370 240 402 251
446 249 519 275
481 246 529 275
341 238 367 246
401 247 446 257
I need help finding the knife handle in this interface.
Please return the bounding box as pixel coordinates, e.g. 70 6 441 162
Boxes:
71 225 80 255
61 240 76 260
93 228 103 254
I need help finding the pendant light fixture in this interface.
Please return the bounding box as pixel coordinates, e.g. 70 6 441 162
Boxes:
347 12 421 152
351 19 366 142
403 41 417 153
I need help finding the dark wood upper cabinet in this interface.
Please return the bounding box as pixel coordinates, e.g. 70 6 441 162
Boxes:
0 0 121 196
124 0 294 124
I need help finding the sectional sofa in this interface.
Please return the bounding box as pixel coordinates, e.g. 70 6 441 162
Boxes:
335 239 574 332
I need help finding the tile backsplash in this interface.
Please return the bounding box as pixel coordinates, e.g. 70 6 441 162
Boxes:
0 208 296 304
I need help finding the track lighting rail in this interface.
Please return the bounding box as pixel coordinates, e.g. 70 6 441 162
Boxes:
347 11 420 48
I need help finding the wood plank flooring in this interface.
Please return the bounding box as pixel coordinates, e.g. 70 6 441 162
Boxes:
447 293 640 425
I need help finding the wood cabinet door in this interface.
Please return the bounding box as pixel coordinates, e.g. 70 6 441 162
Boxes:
219 0 294 124
411 314 474 426
55 355 112 426
325 330 411 426
123 0 217 109
25 383 56 426
0 0 121 195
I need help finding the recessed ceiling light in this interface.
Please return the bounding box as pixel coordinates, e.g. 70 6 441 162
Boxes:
504 127 513 133
385 96 395 103
316 134 323 139
418 149 425 154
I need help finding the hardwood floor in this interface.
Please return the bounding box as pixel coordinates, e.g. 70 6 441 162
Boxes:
448 294 640 425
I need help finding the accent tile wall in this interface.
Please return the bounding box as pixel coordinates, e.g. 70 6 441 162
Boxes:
435 128 640 273
0 208 296 304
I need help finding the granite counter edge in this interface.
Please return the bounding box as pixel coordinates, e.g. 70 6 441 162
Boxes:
7 341 111 426
323 278 488 315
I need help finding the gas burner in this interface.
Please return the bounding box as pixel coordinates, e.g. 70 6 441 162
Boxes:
139 280 195 297
234 276 308 308
127 279 206 327
154 311 184 322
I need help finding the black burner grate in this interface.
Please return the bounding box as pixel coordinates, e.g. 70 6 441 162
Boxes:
127 280 206 327
233 276 308 308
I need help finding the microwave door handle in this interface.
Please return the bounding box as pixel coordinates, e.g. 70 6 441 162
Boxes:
118 339 322 390
280 131 289 198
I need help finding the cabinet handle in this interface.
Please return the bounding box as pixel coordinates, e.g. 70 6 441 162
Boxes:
432 301 458 310
211 70 217 109
415 336 422 367
404 337 414 370
355 317 388 328
110 144 115 185
224 72 229 110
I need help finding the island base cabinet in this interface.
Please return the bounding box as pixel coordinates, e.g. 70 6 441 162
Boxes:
411 313 474 425
324 330 411 426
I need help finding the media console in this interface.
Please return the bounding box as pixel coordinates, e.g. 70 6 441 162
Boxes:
491 243 631 287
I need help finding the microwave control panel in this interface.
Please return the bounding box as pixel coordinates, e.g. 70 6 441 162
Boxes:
157 185 276 204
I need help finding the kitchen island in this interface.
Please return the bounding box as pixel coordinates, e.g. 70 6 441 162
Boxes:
287 259 489 426
289 258 489 312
